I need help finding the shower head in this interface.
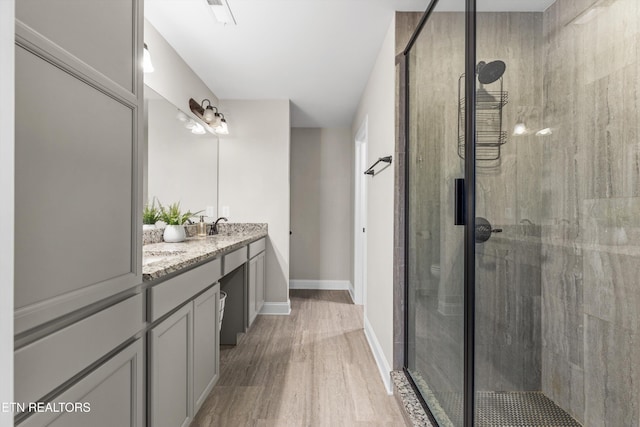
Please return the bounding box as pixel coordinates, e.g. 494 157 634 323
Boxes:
476 60 506 84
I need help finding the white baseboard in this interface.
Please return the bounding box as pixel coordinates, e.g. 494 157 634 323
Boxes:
347 283 355 304
259 301 291 315
289 280 352 290
364 315 393 395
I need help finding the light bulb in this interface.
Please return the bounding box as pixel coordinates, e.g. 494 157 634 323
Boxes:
203 106 216 123
216 119 229 135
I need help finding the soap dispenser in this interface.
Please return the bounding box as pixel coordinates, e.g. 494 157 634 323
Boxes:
197 216 207 237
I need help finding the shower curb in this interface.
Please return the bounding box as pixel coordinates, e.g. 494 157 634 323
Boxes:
391 370 434 427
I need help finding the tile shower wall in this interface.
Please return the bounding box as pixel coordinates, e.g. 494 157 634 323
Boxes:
475 11 545 393
541 0 640 424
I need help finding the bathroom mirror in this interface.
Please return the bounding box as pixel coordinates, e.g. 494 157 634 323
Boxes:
144 85 218 219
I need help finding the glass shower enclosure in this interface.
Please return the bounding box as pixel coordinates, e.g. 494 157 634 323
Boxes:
404 0 640 426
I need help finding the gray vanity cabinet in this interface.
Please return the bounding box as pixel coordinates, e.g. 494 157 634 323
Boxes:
19 339 144 427
248 238 266 326
14 0 144 335
149 282 220 427
193 285 220 413
149 304 193 427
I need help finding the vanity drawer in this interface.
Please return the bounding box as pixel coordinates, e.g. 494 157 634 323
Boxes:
14 293 143 405
149 258 221 322
223 247 247 275
249 238 266 258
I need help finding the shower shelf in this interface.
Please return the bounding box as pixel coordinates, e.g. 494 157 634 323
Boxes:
457 68 509 161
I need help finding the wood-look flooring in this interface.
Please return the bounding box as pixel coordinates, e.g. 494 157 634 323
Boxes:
192 290 408 427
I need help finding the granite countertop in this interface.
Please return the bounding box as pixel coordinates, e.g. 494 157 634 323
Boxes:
142 223 267 282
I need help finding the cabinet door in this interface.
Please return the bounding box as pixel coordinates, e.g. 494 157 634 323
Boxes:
248 257 258 326
19 339 144 427
14 0 143 334
255 252 266 315
193 285 219 413
150 304 193 427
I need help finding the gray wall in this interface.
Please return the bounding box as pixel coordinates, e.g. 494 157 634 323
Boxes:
290 128 353 282
218 99 291 307
351 16 396 392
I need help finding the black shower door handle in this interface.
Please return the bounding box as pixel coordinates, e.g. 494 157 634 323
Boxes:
455 178 465 225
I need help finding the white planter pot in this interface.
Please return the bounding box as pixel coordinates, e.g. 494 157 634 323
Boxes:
143 224 156 231
163 225 186 243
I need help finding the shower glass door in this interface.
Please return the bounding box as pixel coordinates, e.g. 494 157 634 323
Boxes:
405 1 466 425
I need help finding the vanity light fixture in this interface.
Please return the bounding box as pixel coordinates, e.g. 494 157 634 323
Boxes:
189 97 229 135
189 98 216 125
143 43 154 73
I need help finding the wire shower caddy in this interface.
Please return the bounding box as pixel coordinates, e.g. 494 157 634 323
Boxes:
457 74 509 160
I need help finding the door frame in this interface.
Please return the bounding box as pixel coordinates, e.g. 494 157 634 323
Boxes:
353 116 368 306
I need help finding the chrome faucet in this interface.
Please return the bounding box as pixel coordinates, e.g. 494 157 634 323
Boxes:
209 217 228 235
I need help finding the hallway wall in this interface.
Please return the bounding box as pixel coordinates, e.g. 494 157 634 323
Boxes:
352 15 396 392
218 99 291 308
290 128 353 284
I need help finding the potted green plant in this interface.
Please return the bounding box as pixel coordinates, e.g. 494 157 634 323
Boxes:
142 199 161 230
158 202 201 243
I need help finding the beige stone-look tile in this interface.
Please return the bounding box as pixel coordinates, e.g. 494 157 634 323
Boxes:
583 315 640 426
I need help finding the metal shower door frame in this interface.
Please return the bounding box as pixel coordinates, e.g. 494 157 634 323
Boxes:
401 0 478 426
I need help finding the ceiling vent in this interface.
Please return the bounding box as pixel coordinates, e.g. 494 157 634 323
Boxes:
206 0 236 25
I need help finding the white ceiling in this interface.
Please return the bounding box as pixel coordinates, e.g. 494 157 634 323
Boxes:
145 0 556 128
